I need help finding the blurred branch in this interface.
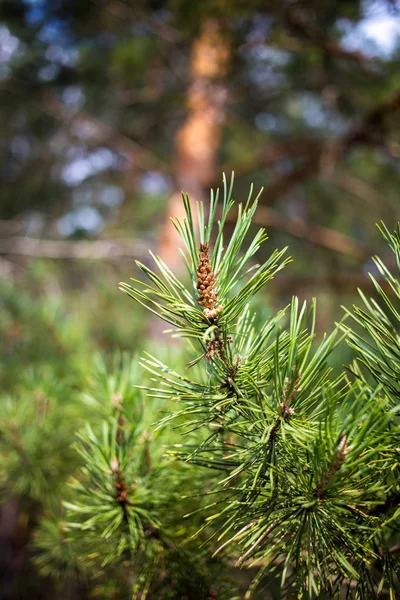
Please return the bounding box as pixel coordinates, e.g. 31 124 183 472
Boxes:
0 236 147 260
91 0 183 43
0 78 167 172
90 0 186 89
0 233 386 297
228 205 367 259
0 219 25 236
255 206 366 258
282 11 379 72
0 211 366 263
243 34 377 75
219 138 321 180
273 273 384 295
235 89 400 205
323 170 390 208
383 139 400 158
42 97 167 172
0 230 382 301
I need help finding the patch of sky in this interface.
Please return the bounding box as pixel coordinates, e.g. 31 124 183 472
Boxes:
139 171 170 196
24 0 46 25
61 148 116 186
62 86 85 111
70 185 124 208
248 44 290 65
246 14 273 44
338 0 400 58
248 62 286 90
98 185 124 207
0 25 20 61
24 211 45 236
45 44 79 67
287 93 348 134
38 63 59 81
0 24 25 80
57 206 104 237
38 20 71 46
11 136 31 158
243 43 289 90
255 113 289 133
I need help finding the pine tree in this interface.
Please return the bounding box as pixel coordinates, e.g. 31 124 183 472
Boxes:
32 353 235 599
118 174 399 598
11 175 399 598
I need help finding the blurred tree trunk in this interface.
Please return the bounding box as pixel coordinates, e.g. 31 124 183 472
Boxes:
0 500 38 600
158 18 230 272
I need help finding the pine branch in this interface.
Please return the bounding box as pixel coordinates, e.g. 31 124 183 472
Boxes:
64 177 399 599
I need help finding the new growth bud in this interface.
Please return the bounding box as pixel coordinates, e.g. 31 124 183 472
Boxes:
197 243 223 320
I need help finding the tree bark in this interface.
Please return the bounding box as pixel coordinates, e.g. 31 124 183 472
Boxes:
158 18 230 272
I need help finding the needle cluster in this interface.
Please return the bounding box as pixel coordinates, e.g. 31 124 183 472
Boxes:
118 175 399 598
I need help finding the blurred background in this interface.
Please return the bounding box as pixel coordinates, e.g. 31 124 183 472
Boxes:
1 0 400 348
1 1 400 597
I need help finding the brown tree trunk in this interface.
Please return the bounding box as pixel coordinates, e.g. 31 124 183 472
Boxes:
158 18 230 272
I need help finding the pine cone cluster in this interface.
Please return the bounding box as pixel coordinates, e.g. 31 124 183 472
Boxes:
206 337 224 361
196 243 222 319
111 457 129 505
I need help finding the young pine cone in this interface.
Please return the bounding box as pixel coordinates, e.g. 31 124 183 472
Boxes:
196 243 222 319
